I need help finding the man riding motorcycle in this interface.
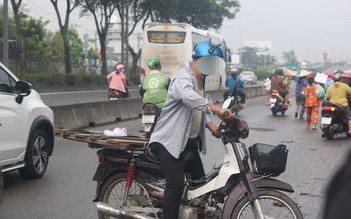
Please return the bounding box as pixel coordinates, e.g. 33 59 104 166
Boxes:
140 56 170 108
223 68 246 109
148 39 233 219
270 68 290 108
325 72 351 136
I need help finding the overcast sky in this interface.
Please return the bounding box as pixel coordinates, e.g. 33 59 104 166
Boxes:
220 0 351 63
21 0 351 63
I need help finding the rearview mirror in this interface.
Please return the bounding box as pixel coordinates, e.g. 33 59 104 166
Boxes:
15 80 32 104
222 98 232 109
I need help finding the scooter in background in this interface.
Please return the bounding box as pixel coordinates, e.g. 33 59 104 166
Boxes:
141 103 161 139
269 90 287 116
321 100 351 139
108 88 129 100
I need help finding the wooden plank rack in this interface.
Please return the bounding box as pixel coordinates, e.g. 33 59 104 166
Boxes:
54 128 149 151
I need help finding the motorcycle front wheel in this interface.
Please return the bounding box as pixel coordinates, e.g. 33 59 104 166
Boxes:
231 189 303 219
98 173 151 219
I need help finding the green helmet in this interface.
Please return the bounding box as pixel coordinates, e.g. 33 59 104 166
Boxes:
147 56 161 70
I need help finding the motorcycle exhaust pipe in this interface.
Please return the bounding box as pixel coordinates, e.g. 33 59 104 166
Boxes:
97 202 155 219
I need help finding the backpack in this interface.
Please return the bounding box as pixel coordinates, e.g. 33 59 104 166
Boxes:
316 84 325 100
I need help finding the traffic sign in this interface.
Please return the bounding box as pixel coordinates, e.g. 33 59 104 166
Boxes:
285 64 298 71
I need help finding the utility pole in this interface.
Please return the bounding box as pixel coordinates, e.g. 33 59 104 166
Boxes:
125 0 129 79
121 0 125 65
2 0 9 65
120 0 129 80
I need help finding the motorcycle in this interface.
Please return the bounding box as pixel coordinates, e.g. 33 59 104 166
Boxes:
108 88 129 100
92 96 303 219
269 90 287 116
321 100 350 139
223 80 245 114
142 103 162 139
224 92 243 115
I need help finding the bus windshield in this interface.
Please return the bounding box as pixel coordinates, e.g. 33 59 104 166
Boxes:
147 31 186 44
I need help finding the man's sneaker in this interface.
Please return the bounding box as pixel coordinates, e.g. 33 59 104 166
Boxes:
294 112 298 118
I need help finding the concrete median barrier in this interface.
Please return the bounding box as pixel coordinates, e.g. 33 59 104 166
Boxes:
52 86 265 129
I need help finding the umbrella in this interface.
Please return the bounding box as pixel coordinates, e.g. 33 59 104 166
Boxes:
283 68 297 77
298 69 311 77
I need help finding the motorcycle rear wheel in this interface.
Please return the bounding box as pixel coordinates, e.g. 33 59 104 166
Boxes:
231 189 303 219
271 110 277 116
325 125 335 140
98 173 151 219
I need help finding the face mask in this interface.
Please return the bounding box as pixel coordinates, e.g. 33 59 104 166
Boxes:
195 56 225 76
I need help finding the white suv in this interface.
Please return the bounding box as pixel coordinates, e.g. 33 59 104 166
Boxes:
0 62 54 179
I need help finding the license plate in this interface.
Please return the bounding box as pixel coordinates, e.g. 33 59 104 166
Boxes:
321 117 332 125
270 98 277 103
142 115 155 123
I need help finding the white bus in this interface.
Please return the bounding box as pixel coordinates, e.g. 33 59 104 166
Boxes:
140 22 231 91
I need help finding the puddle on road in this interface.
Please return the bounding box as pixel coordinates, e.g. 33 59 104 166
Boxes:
250 127 275 132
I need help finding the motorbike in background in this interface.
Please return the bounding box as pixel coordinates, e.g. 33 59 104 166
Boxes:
223 81 245 114
269 90 287 116
142 103 161 139
108 88 129 100
321 99 351 139
224 91 243 114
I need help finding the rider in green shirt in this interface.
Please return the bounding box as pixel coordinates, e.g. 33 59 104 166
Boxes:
140 56 170 108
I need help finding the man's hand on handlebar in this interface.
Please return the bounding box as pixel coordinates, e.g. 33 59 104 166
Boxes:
207 103 235 121
219 109 235 120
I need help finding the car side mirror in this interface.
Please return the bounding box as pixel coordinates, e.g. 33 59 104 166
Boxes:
15 80 32 104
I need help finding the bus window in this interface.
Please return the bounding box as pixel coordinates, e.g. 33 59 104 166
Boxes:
148 31 186 44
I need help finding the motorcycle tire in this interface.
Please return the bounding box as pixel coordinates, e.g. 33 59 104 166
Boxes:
325 125 335 140
230 189 303 219
271 110 277 116
98 173 150 219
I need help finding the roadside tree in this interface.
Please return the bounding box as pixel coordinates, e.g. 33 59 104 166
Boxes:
49 0 80 74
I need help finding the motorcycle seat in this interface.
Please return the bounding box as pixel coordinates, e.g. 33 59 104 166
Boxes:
322 100 342 108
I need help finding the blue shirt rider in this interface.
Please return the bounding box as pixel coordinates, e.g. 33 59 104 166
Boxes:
224 68 246 108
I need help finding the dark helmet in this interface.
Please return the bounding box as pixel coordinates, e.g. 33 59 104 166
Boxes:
334 69 343 75
147 56 161 70
275 68 284 76
192 39 223 59
334 70 343 81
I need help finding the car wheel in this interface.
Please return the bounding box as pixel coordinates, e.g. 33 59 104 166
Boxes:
19 129 49 179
